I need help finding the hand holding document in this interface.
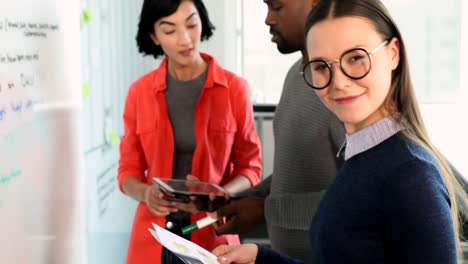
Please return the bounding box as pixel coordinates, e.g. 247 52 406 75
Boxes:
148 223 218 264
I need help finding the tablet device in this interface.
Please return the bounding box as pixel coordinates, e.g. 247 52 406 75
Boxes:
152 178 228 212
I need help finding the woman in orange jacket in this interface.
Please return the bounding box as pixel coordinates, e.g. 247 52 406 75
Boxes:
117 0 262 263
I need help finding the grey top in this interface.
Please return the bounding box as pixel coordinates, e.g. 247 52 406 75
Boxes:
165 69 207 180
343 115 403 160
258 58 345 262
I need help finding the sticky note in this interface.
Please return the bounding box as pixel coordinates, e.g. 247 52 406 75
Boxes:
80 7 93 28
82 82 91 98
108 131 120 145
82 7 93 23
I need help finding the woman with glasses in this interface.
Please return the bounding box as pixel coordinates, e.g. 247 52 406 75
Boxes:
118 0 262 263
213 0 463 263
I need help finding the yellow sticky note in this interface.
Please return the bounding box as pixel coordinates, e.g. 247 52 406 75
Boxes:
82 7 93 24
80 7 93 29
82 82 91 98
108 131 120 145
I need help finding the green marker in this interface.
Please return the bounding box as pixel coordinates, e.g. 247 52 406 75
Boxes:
181 216 218 235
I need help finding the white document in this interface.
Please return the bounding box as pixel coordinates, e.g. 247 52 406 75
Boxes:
148 223 219 264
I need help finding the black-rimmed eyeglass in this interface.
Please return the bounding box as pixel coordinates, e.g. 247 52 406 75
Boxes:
301 40 389 90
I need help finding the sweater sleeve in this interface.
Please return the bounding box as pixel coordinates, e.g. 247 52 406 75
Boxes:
382 159 457 263
256 245 304 264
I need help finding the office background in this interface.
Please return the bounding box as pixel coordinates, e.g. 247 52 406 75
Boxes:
79 0 468 263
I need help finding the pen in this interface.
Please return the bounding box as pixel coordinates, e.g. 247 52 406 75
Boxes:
181 216 218 235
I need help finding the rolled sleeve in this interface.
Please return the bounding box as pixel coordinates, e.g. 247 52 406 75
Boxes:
227 77 262 186
117 83 148 193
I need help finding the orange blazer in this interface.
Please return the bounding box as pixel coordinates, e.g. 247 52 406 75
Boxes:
118 53 262 264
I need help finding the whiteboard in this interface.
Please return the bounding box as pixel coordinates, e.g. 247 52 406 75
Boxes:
79 0 146 263
0 0 85 263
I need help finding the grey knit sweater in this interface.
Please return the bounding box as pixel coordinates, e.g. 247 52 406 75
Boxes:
254 58 345 263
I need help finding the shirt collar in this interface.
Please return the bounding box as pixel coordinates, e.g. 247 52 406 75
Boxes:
338 115 404 160
152 52 228 92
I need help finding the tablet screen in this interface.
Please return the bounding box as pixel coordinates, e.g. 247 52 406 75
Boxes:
152 178 225 196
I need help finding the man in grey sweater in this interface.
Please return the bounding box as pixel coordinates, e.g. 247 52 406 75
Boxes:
213 0 345 262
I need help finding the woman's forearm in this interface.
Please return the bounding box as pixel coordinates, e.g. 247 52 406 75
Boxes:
122 176 149 203
223 175 252 195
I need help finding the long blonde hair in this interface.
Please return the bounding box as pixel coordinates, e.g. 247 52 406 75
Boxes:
306 0 466 261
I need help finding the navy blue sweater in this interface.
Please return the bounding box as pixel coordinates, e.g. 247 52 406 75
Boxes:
256 132 457 263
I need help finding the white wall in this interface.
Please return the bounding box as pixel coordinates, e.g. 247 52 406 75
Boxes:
422 0 468 178
369 0 468 179
201 0 241 73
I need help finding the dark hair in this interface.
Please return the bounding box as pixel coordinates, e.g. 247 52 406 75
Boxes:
136 0 215 59
305 0 464 259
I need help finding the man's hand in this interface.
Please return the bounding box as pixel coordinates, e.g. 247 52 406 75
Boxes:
213 197 265 235
172 196 200 214
184 174 222 212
